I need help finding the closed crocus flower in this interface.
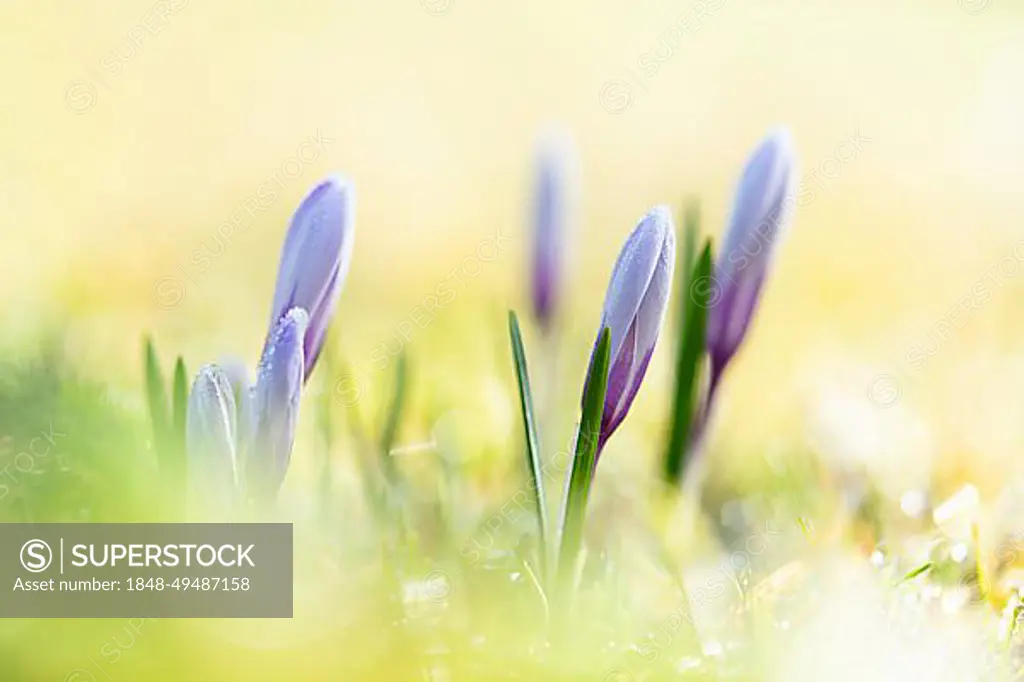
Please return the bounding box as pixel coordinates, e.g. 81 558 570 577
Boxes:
247 307 308 501
218 356 253 457
530 132 576 330
706 129 796 387
186 363 238 506
269 176 354 380
589 206 676 451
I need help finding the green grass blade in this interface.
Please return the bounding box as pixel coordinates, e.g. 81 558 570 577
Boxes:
508 310 548 579
169 356 189 512
172 356 188 448
663 238 713 486
558 327 611 594
337 360 369 445
379 350 409 484
317 333 337 450
143 335 168 451
679 201 700 298
337 358 385 518
899 561 934 583
316 333 337 524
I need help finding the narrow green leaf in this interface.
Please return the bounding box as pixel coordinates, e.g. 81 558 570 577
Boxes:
663 238 713 486
899 561 934 583
558 327 611 593
317 333 337 451
143 335 169 451
999 591 1022 647
508 310 548 579
316 333 337 523
518 549 550 629
172 356 188 448
337 361 369 445
379 350 409 484
336 359 385 519
679 200 700 299
797 516 816 542
169 356 189 511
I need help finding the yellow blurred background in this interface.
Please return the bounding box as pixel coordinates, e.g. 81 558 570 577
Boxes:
2 0 1024 494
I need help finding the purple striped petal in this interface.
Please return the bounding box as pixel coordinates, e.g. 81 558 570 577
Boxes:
601 345 655 453
599 207 671 365
584 206 676 452
603 319 638 433
302 262 341 375
269 176 354 380
247 307 308 500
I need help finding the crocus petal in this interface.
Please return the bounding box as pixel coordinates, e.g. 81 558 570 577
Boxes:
602 346 656 453
598 207 671 364
218 356 253 457
600 318 638 444
247 307 308 500
623 223 674 387
715 268 767 372
603 227 674 434
530 131 576 329
707 129 796 377
268 176 354 380
531 163 558 325
302 263 341 375
585 206 676 451
186 363 238 506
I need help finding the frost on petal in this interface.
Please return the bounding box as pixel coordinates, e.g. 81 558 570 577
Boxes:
218 356 253 459
631 224 674 368
247 308 308 500
186 364 238 509
586 206 676 453
599 207 671 365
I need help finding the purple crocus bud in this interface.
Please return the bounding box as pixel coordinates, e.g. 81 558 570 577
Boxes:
269 176 354 380
247 307 308 501
218 356 252 457
186 364 238 506
530 132 576 330
706 129 796 387
589 206 676 452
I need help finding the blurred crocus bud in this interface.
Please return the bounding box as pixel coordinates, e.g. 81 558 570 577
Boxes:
588 206 676 451
706 129 796 384
247 308 308 501
269 176 354 380
530 132 576 330
186 364 238 506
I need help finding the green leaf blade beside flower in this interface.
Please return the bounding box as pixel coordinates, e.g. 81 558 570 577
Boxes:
508 310 548 578
663 212 714 488
558 326 611 594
